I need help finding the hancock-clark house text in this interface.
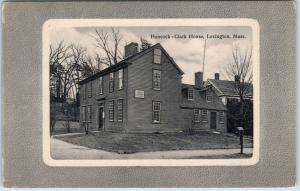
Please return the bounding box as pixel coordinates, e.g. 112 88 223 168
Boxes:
78 42 228 133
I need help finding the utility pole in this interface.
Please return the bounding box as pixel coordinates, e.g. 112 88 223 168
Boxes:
202 39 207 75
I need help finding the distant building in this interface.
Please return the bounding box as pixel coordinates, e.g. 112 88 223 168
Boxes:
205 73 253 105
78 43 227 133
205 74 253 134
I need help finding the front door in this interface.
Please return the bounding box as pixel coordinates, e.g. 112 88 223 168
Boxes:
98 106 104 130
210 112 217 130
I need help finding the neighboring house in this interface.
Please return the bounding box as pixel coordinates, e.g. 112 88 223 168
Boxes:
205 73 253 105
181 72 227 132
204 74 253 134
78 42 227 133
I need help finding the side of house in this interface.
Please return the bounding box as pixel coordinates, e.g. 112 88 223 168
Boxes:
126 44 183 132
79 63 128 132
181 72 227 132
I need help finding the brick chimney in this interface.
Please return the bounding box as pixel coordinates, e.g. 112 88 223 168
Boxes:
234 75 240 82
215 73 220 80
195 72 203 87
124 42 138 58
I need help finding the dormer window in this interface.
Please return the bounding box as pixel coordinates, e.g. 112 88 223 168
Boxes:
154 48 161 64
188 88 194 100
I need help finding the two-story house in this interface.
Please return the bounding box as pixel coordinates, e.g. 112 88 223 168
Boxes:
78 43 227 133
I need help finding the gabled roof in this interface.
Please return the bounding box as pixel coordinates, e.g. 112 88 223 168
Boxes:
78 61 130 85
78 43 184 85
206 79 253 97
181 83 227 111
181 83 209 91
181 99 227 111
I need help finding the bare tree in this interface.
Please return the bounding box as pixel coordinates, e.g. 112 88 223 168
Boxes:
49 41 72 132
140 37 152 51
226 45 253 127
49 41 72 101
90 28 123 66
50 101 56 133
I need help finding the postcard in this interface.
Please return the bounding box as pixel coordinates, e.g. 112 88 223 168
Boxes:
43 19 260 166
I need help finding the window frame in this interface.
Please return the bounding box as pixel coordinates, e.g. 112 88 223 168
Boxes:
99 76 103 95
88 81 92 98
109 72 114 93
201 109 208 122
206 91 212 102
108 101 114 122
152 101 161 123
153 48 162 64
82 106 86 122
152 69 161 90
219 111 224 124
118 69 124 90
82 84 86 100
87 105 92 122
117 99 123 122
193 109 201 123
188 88 194 100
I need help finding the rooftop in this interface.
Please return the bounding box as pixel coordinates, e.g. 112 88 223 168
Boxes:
78 43 184 85
207 79 253 97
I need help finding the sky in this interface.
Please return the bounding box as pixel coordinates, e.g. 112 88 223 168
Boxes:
50 26 252 84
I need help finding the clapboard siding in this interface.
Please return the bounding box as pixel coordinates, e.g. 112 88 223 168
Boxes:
80 67 128 132
127 48 183 132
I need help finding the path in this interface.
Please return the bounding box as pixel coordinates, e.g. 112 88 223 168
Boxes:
51 138 253 160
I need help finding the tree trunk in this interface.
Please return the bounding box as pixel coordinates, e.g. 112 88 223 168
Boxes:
240 97 245 127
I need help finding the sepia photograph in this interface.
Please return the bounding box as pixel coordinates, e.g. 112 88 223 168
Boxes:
2 0 296 187
43 19 259 166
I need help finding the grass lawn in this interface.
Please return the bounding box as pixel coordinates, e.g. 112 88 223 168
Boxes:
55 131 253 154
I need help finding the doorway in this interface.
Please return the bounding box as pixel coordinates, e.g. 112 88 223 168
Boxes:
98 106 105 130
210 112 217 130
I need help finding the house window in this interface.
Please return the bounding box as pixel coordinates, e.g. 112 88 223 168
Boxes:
118 69 123 90
206 91 212 102
87 82 92 98
108 101 114 122
82 106 86 122
153 101 161 123
193 109 201 122
202 109 208 122
219 111 224 123
109 72 114 92
154 48 162 64
87 105 91 122
117 99 123 122
188 88 194 100
99 76 103 95
82 85 86 100
153 69 161 90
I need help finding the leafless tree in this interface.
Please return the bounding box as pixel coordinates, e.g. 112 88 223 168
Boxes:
90 28 123 66
140 37 152 51
226 45 253 127
50 101 56 133
49 41 72 101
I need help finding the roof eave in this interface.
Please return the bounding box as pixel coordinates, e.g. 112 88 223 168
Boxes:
78 62 130 85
